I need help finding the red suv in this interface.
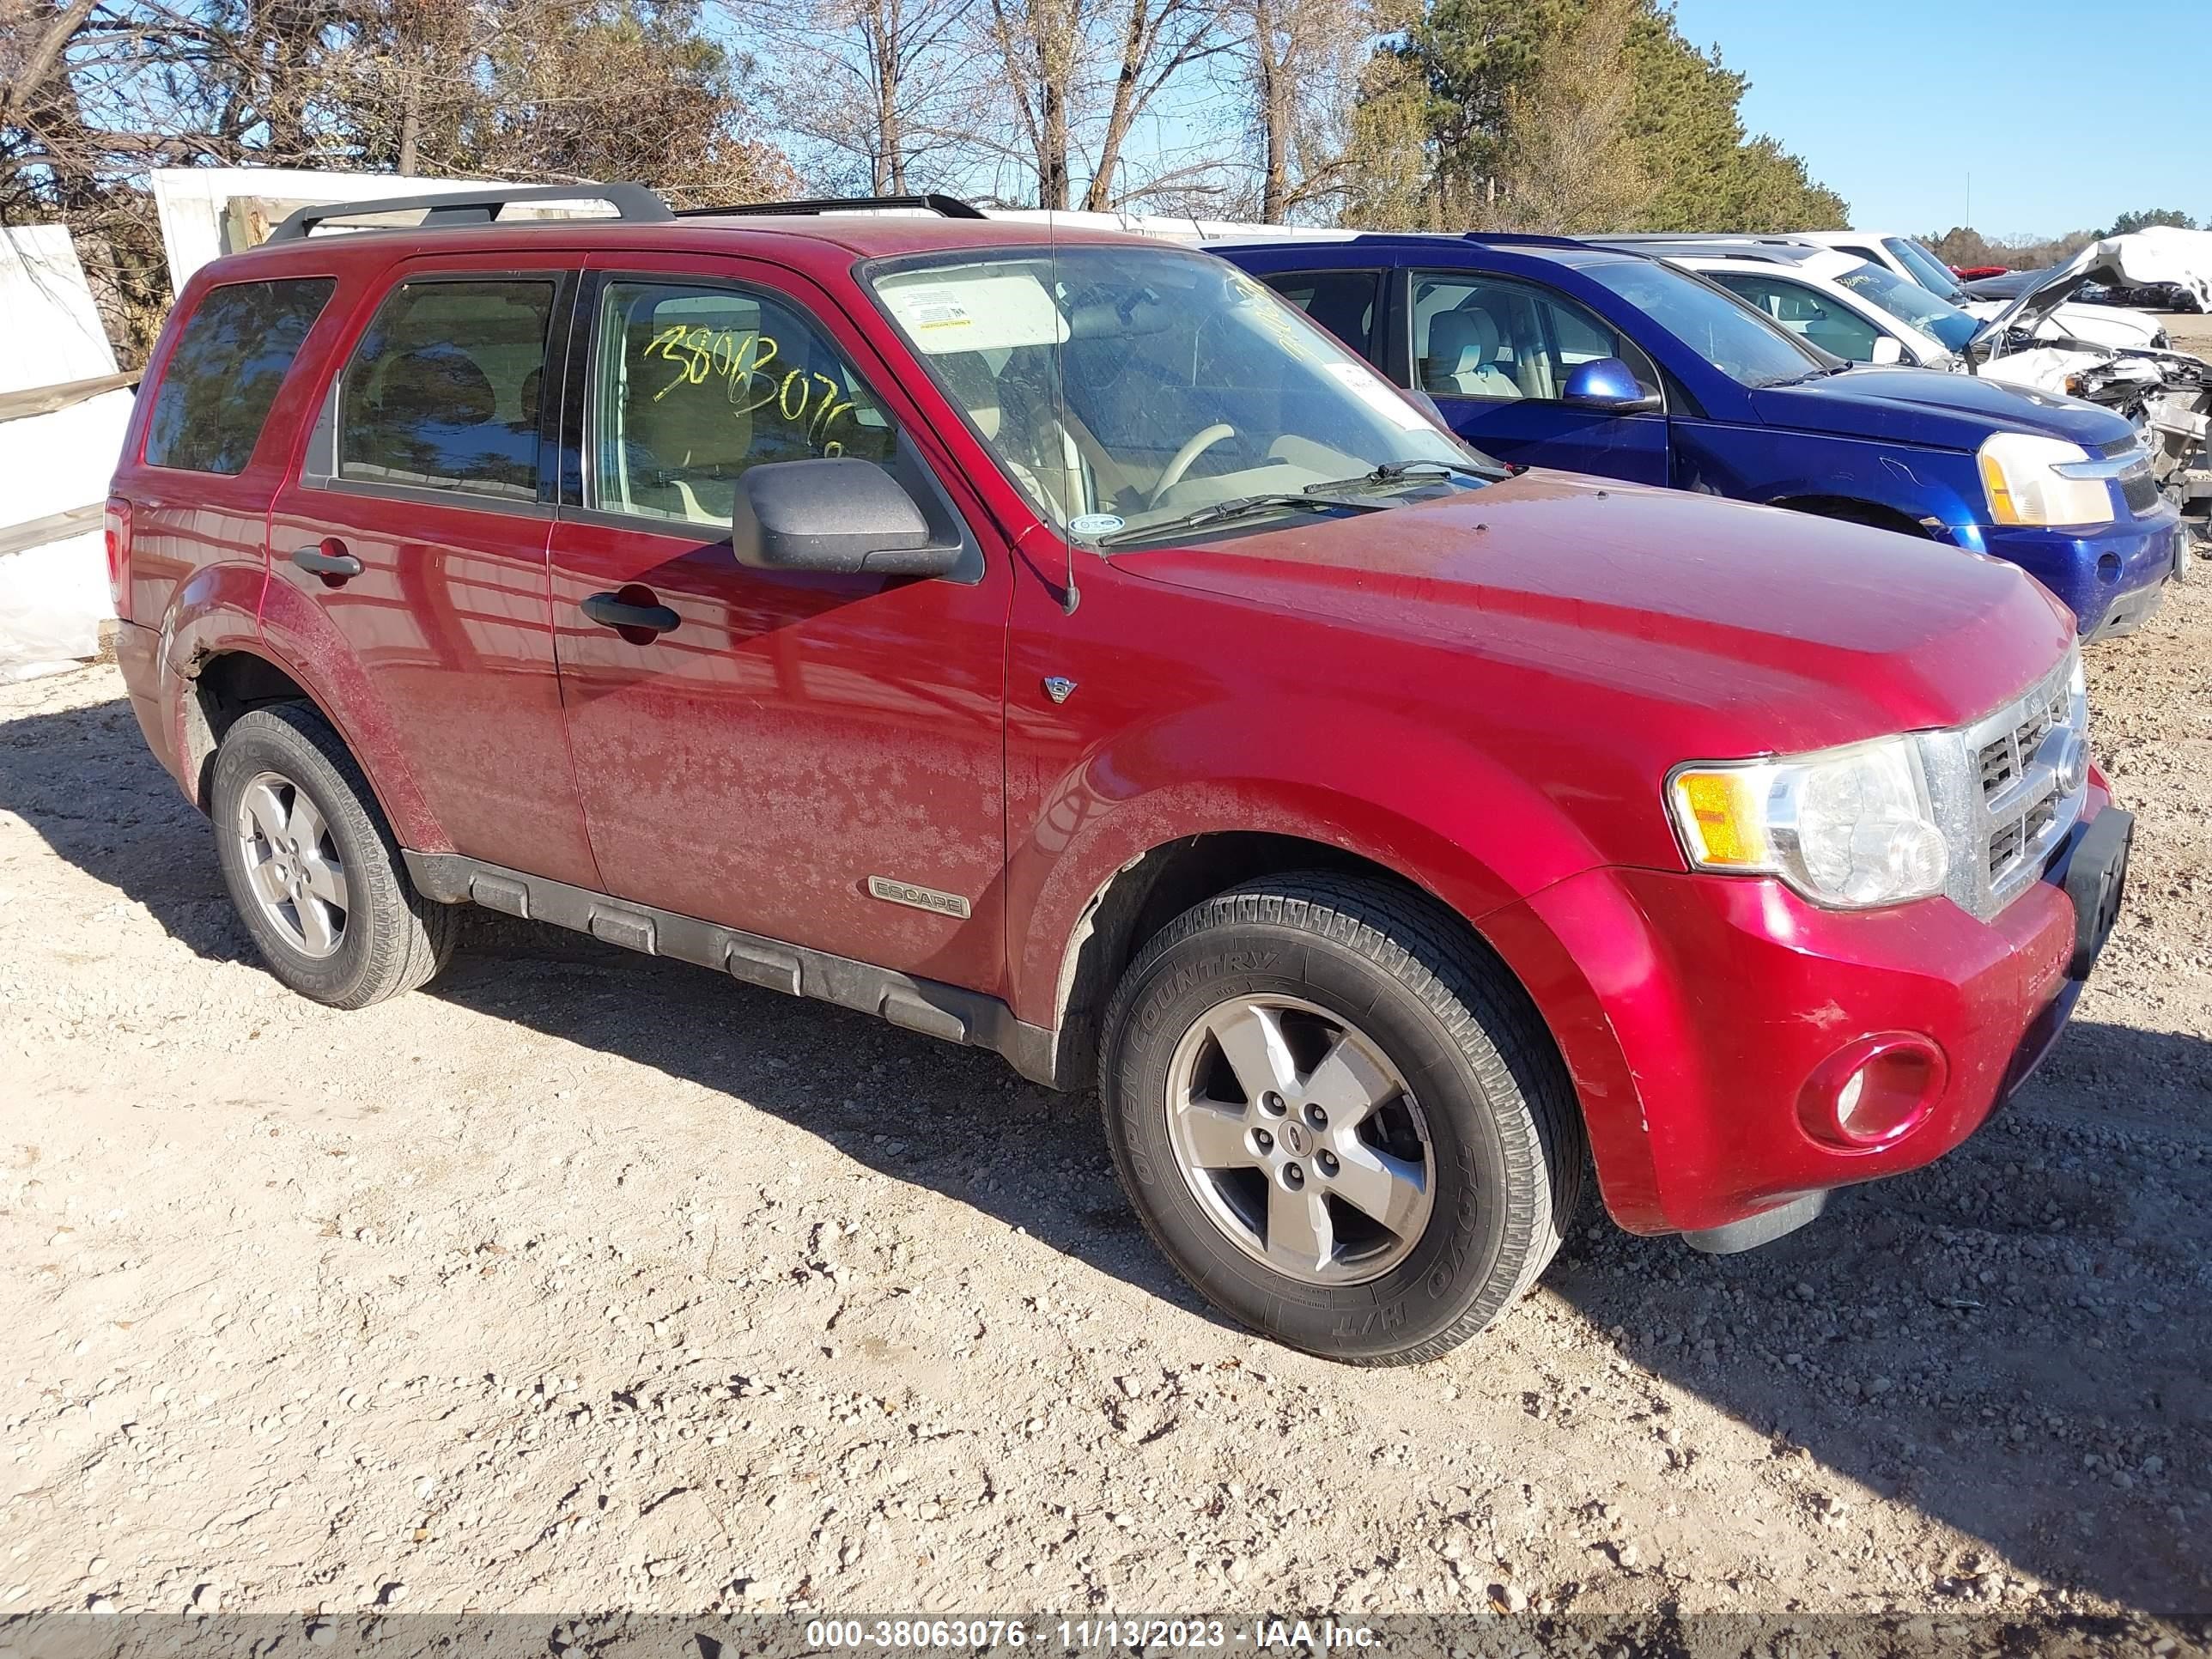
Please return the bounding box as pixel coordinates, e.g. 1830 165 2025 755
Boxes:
107 186 2132 1364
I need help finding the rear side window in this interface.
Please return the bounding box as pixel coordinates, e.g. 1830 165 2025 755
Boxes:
339 279 557 501
1263 270 1383 361
144 278 335 475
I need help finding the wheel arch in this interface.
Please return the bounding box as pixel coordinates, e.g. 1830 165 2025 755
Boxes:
246 576 452 851
1038 824 1576 1099
1769 494 1936 538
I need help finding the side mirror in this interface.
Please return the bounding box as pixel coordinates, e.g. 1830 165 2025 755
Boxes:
1869 335 1906 365
1560 357 1662 414
732 457 960 577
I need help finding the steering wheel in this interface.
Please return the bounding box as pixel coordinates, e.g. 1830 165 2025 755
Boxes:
1148 422 1237 507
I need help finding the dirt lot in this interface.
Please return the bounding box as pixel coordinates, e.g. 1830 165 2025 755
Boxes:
3 572 2209 1633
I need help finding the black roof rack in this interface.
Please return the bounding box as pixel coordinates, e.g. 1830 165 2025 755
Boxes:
266 182 673 243
678 193 988 222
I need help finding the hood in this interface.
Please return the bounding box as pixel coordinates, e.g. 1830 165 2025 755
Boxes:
1747 363 2134 451
1976 228 2212 348
1119 472 2074 758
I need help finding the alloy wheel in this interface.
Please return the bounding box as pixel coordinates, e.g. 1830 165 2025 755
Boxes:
1163 994 1435 1285
234 769 349 958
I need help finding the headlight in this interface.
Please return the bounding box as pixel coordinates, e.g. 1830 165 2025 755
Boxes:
1976 432 2113 527
1667 736 1948 909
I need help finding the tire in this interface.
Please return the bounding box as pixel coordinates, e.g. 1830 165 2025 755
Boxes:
1099 873 1584 1365
210 703 457 1009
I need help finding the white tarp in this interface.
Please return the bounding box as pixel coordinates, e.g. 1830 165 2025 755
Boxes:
0 223 118 393
1 227 131 679
150 167 518 290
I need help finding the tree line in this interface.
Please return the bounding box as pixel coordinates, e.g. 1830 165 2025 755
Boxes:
2 0 1848 359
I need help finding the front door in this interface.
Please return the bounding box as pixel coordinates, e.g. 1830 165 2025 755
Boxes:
1407 269 1671 485
546 253 1010 991
263 258 600 890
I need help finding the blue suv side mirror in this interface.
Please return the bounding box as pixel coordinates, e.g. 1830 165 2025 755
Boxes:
1560 357 1662 414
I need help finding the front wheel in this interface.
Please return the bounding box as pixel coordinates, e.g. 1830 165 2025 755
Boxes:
1100 875 1584 1365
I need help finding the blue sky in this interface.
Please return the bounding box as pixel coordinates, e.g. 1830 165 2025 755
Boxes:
1666 0 2209 236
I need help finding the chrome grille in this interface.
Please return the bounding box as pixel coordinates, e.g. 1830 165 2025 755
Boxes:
1916 650 2089 922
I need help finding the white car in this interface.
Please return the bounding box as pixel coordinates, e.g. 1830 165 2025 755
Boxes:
1626 243 1970 370
1780 229 2169 352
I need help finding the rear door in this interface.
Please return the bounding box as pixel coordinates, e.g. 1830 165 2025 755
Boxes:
544 251 1010 991
263 254 599 890
1407 269 1670 483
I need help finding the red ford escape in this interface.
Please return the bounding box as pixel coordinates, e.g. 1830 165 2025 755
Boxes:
106 185 2132 1364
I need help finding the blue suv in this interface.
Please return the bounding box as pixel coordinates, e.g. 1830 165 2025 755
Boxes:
1219 236 2185 640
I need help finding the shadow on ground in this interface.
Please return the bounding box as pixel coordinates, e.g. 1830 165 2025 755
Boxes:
4 693 2208 1617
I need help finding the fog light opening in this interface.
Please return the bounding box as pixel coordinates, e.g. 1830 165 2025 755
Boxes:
1800 1035 1948 1149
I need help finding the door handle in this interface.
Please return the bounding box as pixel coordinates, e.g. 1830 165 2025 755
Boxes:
292 541 362 581
581 590 680 637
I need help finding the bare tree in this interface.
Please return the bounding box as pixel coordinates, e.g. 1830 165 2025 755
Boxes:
973 0 1224 210
732 0 977 195
1232 0 1362 222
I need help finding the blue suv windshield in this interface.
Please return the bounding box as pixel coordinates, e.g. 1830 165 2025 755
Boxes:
1581 258 1826 388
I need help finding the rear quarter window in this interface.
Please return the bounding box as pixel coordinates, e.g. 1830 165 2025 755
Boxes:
143 278 336 475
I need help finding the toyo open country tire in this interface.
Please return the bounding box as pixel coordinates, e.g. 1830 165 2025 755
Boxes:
210 704 457 1009
1101 874 1585 1364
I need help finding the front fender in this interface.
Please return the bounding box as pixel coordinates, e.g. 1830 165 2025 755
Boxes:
1674 423 1983 533
1007 695 1609 1030
252 575 450 852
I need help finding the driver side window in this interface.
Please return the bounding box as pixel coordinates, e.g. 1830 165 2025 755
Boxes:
1412 272 1659 404
587 278 896 527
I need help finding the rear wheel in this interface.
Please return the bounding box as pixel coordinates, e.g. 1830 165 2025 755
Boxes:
210 705 456 1008
1100 874 1584 1365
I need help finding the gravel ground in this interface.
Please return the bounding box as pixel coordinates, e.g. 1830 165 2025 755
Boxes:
2 578 2209 1635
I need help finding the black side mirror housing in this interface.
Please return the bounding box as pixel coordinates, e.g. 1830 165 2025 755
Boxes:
1559 356 1663 414
732 457 961 577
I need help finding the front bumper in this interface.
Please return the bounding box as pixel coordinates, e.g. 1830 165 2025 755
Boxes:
1961 509 2181 639
1482 785 2116 1239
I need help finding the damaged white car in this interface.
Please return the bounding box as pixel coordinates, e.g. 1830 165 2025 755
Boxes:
1786 229 2174 352
1970 232 2212 546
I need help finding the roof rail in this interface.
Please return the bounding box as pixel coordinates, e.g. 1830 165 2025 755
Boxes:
678 193 988 222
266 183 673 243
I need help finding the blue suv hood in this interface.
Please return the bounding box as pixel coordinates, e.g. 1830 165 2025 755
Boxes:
1750 366 2134 454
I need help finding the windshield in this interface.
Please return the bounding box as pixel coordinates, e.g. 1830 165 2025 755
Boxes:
1885 237 1968 302
867 246 1486 545
1832 260 1978 353
1581 258 1826 387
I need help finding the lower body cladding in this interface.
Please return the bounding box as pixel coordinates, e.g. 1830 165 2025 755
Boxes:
402 853 1060 1087
1479 793 2130 1249
1963 507 2184 642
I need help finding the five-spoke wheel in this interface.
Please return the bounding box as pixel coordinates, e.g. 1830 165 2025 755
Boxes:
1165 994 1432 1284
234 769 350 957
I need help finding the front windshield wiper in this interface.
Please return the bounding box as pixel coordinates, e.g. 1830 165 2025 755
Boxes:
1095 492 1386 547
1766 362 1855 386
1304 457 1507 494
